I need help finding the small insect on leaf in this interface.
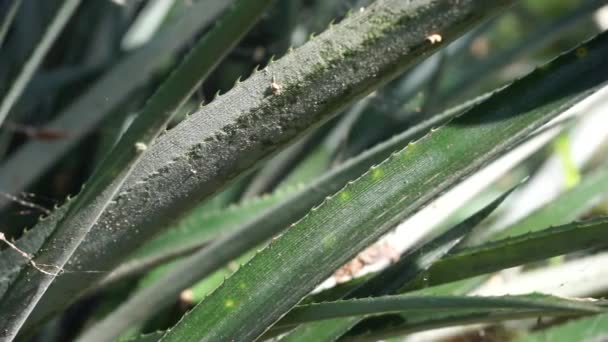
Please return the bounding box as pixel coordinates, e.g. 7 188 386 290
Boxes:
426 33 442 44
135 142 148 152
270 77 283 95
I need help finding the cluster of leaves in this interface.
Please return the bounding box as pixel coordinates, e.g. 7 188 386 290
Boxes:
0 0 608 341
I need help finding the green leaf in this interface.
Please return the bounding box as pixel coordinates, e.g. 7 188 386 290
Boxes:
279 187 515 340
401 216 608 293
110 293 606 341
277 187 513 341
491 162 608 241
177 252 255 305
115 186 299 292
355 188 513 298
346 309 592 342
279 294 605 327
239 127 329 199
161 21 608 342
339 278 500 341
516 312 608 342
121 251 256 338
312 195 606 337
0 0 272 338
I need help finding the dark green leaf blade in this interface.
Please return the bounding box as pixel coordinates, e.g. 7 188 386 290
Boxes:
492 162 608 241
278 188 516 341
354 188 514 298
280 294 604 327
346 309 597 342
401 216 608 293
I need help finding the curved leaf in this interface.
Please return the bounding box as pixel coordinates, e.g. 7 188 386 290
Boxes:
280 294 604 327
278 189 516 341
346 309 599 342
401 216 608 293
491 163 608 241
